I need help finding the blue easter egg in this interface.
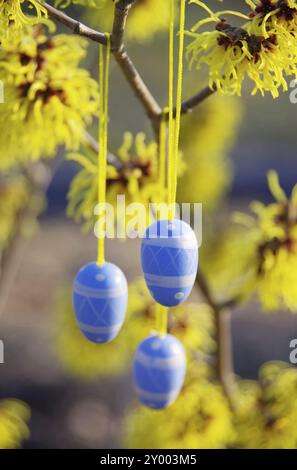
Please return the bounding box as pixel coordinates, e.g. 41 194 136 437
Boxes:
73 261 128 344
133 334 186 409
141 219 198 307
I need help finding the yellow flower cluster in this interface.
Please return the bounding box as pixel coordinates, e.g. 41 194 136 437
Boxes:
234 362 297 449
0 27 99 170
0 0 47 44
67 132 167 232
187 0 297 96
177 94 242 210
202 171 297 311
54 278 215 379
123 364 234 449
0 399 30 449
124 360 297 450
0 176 30 250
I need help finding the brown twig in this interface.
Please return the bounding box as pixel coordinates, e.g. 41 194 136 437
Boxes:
40 1 216 129
83 131 123 169
196 270 238 408
39 2 107 44
111 1 162 131
40 1 162 129
163 85 217 120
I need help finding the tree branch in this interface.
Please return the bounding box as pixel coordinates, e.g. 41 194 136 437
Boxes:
196 270 238 408
40 2 107 44
41 1 162 129
83 131 123 169
162 85 217 120
111 1 162 129
40 1 216 131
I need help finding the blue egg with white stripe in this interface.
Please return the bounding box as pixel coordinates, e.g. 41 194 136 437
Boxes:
73 261 128 344
141 219 198 307
133 334 186 409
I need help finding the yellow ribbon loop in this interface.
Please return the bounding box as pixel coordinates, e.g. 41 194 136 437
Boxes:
97 34 111 266
167 0 186 219
155 0 186 335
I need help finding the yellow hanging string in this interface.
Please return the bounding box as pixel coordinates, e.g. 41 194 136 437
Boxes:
97 34 111 266
172 0 186 205
159 113 167 205
156 112 169 336
167 0 175 213
156 304 168 337
167 0 186 216
155 0 186 335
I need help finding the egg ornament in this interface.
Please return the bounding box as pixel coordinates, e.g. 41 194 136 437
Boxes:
133 334 186 409
141 219 198 307
73 261 128 344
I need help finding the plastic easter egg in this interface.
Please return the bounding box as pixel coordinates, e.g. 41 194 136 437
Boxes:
141 219 198 307
73 261 128 344
133 334 186 409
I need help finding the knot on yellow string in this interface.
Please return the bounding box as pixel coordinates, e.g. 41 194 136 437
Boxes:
97 34 111 266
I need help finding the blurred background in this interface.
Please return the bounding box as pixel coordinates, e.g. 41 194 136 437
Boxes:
1 0 297 448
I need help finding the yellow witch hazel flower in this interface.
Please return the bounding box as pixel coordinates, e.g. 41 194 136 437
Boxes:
0 0 48 41
203 171 297 311
177 94 242 210
187 0 297 97
0 399 30 449
234 362 297 449
54 278 215 379
247 0 297 37
123 364 234 449
241 171 297 311
67 132 168 232
0 27 99 170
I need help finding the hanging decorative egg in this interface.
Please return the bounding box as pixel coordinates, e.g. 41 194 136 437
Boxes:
73 261 128 344
141 219 198 307
133 334 186 409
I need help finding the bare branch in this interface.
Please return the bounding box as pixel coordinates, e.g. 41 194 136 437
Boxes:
83 131 123 169
40 1 217 126
179 85 217 116
111 1 162 128
113 46 162 127
161 85 217 121
196 270 238 408
40 1 162 130
40 2 107 44
111 0 135 51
